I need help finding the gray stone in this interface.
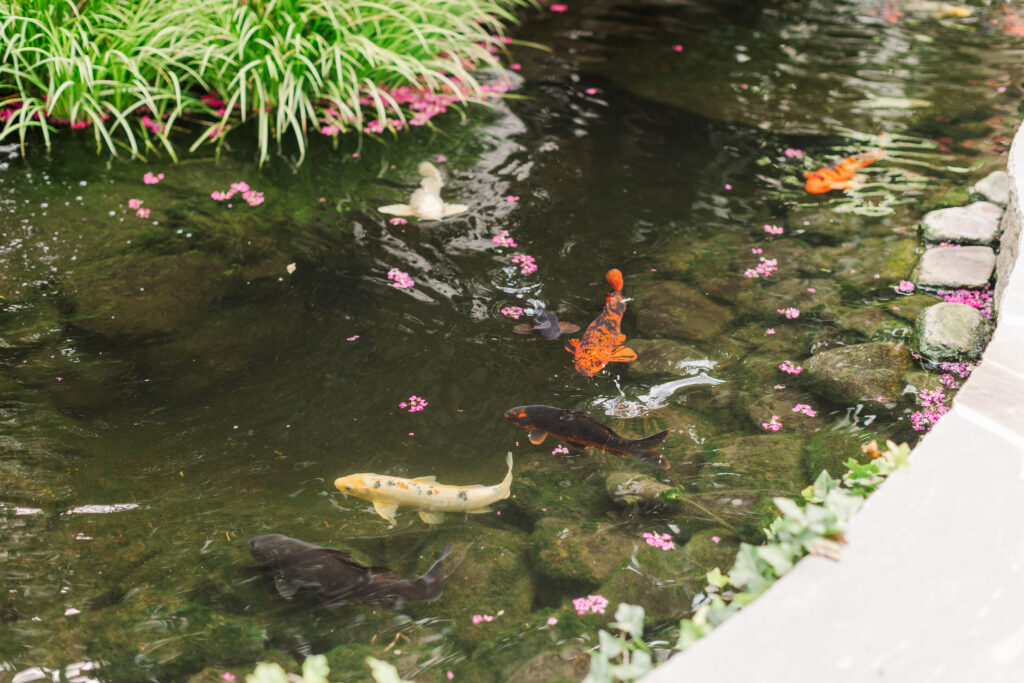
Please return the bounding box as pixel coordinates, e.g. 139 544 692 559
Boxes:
916 246 995 288
804 342 914 405
970 170 1010 207
914 302 992 361
627 338 713 376
634 281 734 341
920 202 1003 246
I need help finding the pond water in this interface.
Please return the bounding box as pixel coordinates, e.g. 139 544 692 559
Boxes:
1 0 1020 681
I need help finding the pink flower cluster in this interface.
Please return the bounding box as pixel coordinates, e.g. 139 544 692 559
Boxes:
472 614 497 624
894 280 915 293
784 148 803 159
501 306 524 319
201 92 227 116
492 230 517 247
911 387 949 431
778 360 803 375
939 373 960 389
141 114 165 134
387 268 415 289
777 307 800 319
572 594 608 615
389 217 408 225
938 361 975 379
512 254 538 275
505 195 520 203
399 395 428 413
938 288 992 318
550 3 568 11
792 403 818 417
127 198 150 218
763 224 784 235
643 532 675 550
210 181 264 206
143 172 164 185
762 415 782 431
551 445 569 455
744 257 778 279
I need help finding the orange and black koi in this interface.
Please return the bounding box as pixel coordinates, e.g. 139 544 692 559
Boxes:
803 150 883 194
564 269 637 376
504 404 670 469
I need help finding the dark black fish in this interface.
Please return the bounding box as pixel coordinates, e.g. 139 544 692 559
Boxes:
512 311 581 340
504 404 670 469
248 534 452 610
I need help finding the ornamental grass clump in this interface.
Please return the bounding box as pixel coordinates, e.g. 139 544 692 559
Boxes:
0 0 532 164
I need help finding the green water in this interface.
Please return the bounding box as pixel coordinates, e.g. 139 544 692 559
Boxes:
1 0 1019 680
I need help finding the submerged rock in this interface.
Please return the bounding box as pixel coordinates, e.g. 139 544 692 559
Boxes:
887 292 944 322
633 281 734 341
528 517 639 589
626 338 712 376
920 201 1002 246
597 529 739 623
805 427 876 478
804 342 913 405
969 170 1010 207
605 472 674 507
828 237 919 294
914 302 992 361
915 245 995 288
836 307 903 339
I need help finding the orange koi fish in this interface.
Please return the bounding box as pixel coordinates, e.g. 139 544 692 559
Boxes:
564 269 637 376
803 150 883 194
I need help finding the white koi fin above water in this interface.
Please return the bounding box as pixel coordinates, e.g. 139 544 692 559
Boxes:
377 161 468 221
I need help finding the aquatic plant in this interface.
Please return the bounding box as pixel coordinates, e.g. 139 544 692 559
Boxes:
0 0 532 164
243 655 409 683
584 603 655 683
674 440 910 653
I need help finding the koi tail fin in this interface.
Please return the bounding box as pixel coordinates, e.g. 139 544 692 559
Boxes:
418 161 443 184
499 452 514 497
629 429 671 470
605 268 624 293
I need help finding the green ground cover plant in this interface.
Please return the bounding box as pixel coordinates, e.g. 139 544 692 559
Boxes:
0 0 532 164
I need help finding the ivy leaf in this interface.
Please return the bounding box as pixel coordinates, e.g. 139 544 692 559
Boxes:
582 649 613 683
598 629 624 658
610 649 653 681
366 657 409 683
773 496 806 523
676 618 714 651
756 542 796 576
246 663 289 683
825 488 863 523
728 544 771 592
301 655 330 683
611 603 645 641
884 440 911 470
706 567 730 589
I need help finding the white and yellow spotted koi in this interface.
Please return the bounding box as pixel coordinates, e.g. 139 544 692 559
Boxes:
334 453 512 525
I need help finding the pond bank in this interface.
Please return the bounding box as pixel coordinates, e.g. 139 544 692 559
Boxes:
643 122 1024 681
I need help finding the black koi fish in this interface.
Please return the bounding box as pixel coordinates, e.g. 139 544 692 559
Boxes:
504 404 670 469
248 534 452 610
512 311 581 340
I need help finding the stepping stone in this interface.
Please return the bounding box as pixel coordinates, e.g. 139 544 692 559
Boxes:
916 246 995 288
920 201 1002 246
970 170 1010 207
914 302 992 361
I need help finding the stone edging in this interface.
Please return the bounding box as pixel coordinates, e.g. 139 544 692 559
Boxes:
642 124 1024 682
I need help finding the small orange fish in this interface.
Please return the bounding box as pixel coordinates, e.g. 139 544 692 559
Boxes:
803 150 883 194
564 269 637 376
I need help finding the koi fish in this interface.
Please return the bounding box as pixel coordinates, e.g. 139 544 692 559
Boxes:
504 404 670 469
334 453 513 525
249 533 451 610
803 150 883 194
564 269 637 376
512 311 581 340
378 161 468 220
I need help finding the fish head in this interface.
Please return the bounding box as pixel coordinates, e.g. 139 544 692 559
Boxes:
503 406 534 428
249 533 301 566
605 268 624 292
334 473 374 500
531 312 561 339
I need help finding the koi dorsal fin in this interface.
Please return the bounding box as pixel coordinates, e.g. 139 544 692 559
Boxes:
411 476 438 484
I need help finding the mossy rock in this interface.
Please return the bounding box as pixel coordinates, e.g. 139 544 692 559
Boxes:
732 277 841 320
7 343 129 414
741 386 824 440
82 587 265 681
625 338 712 377
805 427 877 478
464 608 592 683
674 234 745 283
597 529 740 624
699 434 809 494
836 307 903 339
828 237 919 294
728 322 811 359
888 293 943 322
633 281 734 342
918 183 972 213
505 453 611 523
188 650 298 683
529 517 639 589
785 207 875 242
804 342 913 406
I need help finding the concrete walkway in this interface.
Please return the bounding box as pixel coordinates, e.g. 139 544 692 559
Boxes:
644 126 1024 682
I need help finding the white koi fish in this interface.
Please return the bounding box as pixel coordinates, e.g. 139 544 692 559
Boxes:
378 161 468 220
334 453 512 525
